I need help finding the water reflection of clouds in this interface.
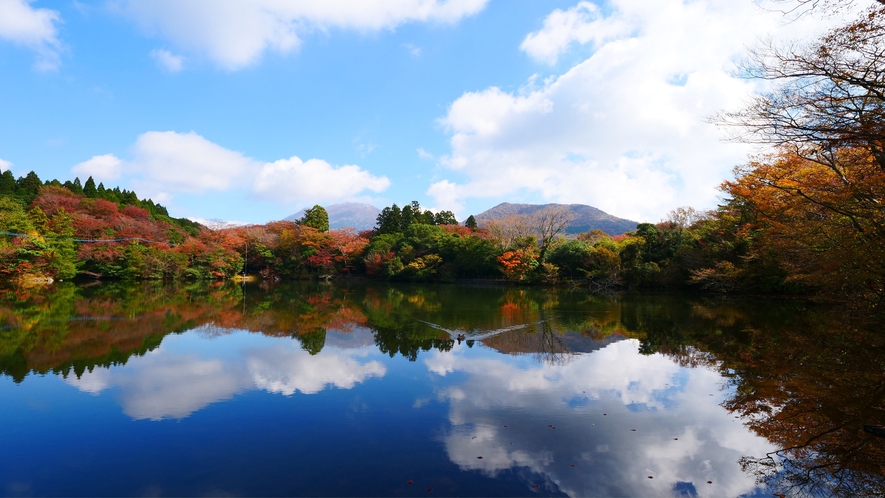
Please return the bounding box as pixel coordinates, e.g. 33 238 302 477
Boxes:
426 339 774 497
64 330 385 420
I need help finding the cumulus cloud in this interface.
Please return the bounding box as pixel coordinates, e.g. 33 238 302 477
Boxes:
65 330 386 420
253 156 390 205
117 0 488 70
128 131 257 193
72 130 389 205
72 153 123 182
0 157 11 172
430 0 838 221
0 0 63 70
149 48 184 72
520 1 628 66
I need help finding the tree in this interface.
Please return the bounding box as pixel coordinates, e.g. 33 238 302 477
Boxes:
434 210 458 225
299 205 329 232
83 176 97 198
15 171 41 203
718 3 885 170
533 205 575 260
0 170 16 195
665 206 707 229
375 204 402 234
712 1 885 303
464 215 478 229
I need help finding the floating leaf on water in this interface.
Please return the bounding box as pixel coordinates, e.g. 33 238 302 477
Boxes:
631 429 636 431
674 438 678 440
407 480 413 485
707 481 713 484
570 464 576 467
427 488 433 492
532 484 540 489
477 456 483 459
648 476 653 479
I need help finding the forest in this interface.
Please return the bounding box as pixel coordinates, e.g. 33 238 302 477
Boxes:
1 1 883 310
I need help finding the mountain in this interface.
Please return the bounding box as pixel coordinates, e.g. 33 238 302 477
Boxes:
472 203 637 236
285 202 381 231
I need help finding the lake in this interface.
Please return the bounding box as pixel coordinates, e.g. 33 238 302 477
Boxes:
1 281 882 497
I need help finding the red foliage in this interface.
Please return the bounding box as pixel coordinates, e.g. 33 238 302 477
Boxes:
32 186 79 218
440 224 474 237
121 205 150 221
88 199 120 218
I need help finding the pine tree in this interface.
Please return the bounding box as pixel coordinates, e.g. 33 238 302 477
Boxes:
375 204 402 234
71 177 83 195
0 170 15 195
465 215 478 229
83 176 97 197
15 171 42 203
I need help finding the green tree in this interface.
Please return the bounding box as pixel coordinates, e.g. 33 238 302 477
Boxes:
434 210 458 225
0 197 35 234
375 204 403 234
83 176 97 198
45 208 78 279
298 205 329 232
464 215 478 229
15 171 41 203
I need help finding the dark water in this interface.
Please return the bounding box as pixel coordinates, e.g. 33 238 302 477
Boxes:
0 282 882 497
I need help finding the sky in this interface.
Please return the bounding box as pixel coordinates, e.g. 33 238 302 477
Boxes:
0 0 858 224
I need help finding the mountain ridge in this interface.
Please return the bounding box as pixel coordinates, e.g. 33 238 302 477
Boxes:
285 202 381 231
473 202 637 235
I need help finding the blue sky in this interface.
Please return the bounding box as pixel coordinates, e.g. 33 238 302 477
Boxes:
0 0 846 224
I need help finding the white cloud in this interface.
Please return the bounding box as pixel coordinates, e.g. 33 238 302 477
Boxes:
73 130 390 206
0 0 63 70
72 153 123 182
417 147 434 160
402 42 422 57
129 131 257 193
430 0 839 222
0 158 11 172
520 1 628 66
118 0 488 70
253 156 390 205
149 48 184 72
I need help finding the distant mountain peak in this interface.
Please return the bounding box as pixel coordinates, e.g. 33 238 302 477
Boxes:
284 202 380 231
472 202 637 236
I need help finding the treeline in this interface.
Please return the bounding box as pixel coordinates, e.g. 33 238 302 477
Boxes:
4 0 885 313
0 170 199 233
0 171 239 281
1 177 881 310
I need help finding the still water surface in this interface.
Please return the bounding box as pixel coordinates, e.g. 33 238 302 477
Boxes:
0 282 882 496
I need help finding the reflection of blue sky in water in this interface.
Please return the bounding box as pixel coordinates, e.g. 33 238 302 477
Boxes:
64 326 385 420
424 340 774 497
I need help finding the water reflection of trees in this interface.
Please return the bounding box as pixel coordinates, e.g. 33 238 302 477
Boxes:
620 296 885 497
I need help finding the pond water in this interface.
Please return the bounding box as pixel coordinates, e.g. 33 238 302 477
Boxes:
0 282 882 497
